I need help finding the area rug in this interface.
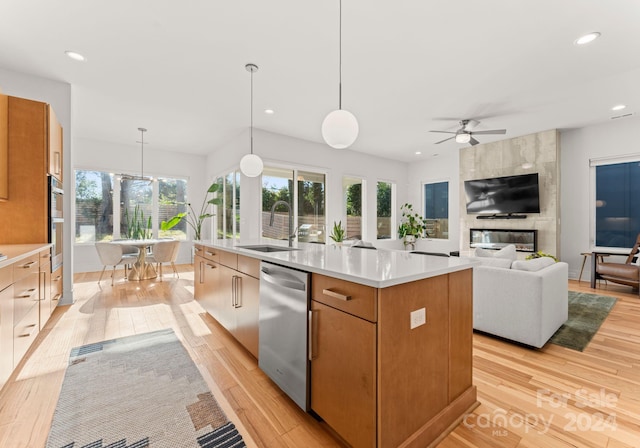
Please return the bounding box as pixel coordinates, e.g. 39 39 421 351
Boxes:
46 328 246 448
548 291 617 352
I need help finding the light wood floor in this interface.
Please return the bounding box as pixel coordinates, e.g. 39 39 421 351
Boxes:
0 266 639 448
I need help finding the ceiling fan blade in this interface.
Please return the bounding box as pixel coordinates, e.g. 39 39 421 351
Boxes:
469 137 480 146
470 129 507 135
429 130 456 134
434 136 455 144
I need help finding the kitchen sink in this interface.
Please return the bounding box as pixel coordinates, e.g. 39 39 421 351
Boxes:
236 245 299 253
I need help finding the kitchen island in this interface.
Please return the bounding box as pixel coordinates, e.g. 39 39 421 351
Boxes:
194 240 478 448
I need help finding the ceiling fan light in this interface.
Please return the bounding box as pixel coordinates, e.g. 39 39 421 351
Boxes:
240 153 264 178
455 133 471 144
322 109 359 149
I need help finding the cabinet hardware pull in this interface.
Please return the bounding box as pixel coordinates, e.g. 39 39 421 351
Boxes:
194 247 202 253
21 261 36 269
42 253 51 259
18 288 37 299
53 275 62 282
234 276 242 308
205 251 216 257
231 275 237 307
322 288 351 301
52 294 61 302
19 324 37 338
308 310 318 361
205 263 216 269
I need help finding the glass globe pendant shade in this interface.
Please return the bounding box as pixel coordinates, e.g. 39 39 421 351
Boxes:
240 153 264 177
322 109 359 149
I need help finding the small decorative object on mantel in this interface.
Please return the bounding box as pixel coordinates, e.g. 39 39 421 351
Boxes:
398 203 426 250
329 220 346 245
526 251 558 262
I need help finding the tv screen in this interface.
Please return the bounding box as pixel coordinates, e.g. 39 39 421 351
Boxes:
464 173 540 214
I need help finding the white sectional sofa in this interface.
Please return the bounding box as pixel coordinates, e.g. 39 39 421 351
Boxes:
467 246 569 348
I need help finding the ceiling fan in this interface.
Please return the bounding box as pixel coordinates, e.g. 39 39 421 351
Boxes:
430 119 506 146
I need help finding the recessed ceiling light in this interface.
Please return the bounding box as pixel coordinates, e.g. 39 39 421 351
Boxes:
415 151 422 155
574 32 601 45
65 50 86 61
264 109 274 115
611 104 626 111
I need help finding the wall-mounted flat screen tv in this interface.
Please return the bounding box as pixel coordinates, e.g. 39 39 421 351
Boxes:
464 173 540 214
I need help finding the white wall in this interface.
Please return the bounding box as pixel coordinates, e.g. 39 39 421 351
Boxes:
0 68 74 304
73 137 209 273
406 151 461 255
560 116 640 281
206 129 409 247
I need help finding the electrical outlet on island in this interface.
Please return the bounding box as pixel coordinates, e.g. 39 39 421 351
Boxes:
410 308 426 329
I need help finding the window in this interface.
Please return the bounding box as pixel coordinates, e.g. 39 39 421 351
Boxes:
297 171 325 243
593 158 640 248
261 166 326 243
74 169 189 243
376 181 393 240
423 181 449 239
75 170 114 243
262 167 293 241
158 177 187 239
215 171 241 240
343 177 363 240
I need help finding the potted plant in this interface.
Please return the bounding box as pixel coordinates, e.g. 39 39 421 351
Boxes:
161 181 223 240
329 220 346 245
397 203 426 247
123 205 152 240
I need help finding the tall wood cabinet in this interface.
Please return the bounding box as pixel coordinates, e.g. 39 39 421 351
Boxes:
0 94 8 201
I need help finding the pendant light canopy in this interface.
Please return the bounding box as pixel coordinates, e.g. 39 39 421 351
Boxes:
322 0 359 149
240 63 264 178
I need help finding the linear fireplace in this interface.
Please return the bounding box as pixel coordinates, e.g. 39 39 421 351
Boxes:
470 228 537 253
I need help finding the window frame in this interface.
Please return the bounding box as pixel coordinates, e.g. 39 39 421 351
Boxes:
421 178 450 241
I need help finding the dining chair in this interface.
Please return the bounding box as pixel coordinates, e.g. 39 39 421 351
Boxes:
147 240 180 281
95 242 139 286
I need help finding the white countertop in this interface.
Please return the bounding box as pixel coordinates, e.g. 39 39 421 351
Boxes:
0 243 52 269
197 239 476 288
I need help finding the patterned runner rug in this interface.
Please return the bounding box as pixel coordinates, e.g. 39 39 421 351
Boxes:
46 328 247 448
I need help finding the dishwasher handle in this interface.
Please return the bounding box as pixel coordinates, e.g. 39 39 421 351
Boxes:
261 266 306 291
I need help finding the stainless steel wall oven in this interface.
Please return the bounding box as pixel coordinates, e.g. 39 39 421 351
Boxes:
49 176 63 270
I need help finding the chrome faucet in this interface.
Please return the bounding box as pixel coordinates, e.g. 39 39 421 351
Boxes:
269 200 295 247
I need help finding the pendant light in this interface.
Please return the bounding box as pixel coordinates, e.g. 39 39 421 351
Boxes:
240 63 264 178
322 0 359 149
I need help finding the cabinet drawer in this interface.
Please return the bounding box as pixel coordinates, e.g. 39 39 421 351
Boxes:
0 265 11 291
13 303 39 368
237 254 260 278
312 274 377 322
40 249 52 264
51 266 63 305
219 250 237 269
201 246 220 263
13 254 39 283
13 271 39 324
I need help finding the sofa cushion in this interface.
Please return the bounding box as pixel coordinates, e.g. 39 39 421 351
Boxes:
512 257 556 272
475 244 517 261
473 256 513 269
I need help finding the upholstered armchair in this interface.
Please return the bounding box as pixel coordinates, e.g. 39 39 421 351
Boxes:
596 234 640 294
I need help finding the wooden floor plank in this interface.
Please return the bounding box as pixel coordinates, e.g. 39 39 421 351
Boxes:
0 267 639 447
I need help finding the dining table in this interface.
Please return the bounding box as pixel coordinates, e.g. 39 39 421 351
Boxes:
111 238 165 281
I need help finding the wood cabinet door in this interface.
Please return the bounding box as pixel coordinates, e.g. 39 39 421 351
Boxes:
51 265 63 308
48 105 63 181
194 255 217 316
212 264 235 333
39 258 52 330
310 300 377 448
0 94 7 201
233 272 259 358
0 283 14 387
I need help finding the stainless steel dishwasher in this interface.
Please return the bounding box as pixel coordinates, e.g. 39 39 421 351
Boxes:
259 261 310 411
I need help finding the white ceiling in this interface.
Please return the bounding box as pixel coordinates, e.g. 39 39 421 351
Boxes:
1 0 639 162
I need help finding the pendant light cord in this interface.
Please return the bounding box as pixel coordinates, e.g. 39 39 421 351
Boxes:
250 66 254 155
137 127 147 179
338 0 342 110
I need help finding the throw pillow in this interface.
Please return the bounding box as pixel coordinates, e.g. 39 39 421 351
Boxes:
474 244 517 261
512 257 555 272
473 257 513 269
